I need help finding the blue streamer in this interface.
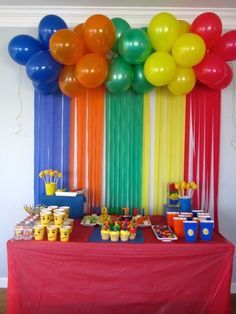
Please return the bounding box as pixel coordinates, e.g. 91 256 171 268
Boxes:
34 92 71 205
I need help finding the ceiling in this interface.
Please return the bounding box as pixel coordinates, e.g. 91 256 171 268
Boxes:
0 0 236 28
1 0 236 8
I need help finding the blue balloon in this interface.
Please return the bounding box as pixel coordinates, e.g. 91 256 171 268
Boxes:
38 14 68 48
8 34 44 65
26 50 62 82
33 79 60 95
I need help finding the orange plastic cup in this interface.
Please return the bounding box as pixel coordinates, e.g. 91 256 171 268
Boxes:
167 212 179 229
173 217 186 238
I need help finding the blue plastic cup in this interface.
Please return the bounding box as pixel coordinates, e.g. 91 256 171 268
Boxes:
179 197 191 212
200 220 214 241
183 221 198 242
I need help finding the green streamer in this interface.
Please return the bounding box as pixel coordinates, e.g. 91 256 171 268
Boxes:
105 89 143 210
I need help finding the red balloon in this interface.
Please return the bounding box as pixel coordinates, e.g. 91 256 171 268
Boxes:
194 53 227 86
75 53 108 88
208 63 233 90
190 12 222 50
59 65 85 97
83 14 115 55
211 30 236 61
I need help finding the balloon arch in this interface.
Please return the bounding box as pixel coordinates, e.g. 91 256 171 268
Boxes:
8 12 236 97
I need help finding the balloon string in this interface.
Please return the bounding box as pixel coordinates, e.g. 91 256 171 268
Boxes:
231 62 236 150
15 65 23 135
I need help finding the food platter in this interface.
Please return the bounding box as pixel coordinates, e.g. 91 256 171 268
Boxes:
81 215 99 226
152 224 178 242
132 215 151 227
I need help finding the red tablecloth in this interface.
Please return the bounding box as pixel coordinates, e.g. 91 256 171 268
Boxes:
7 217 234 314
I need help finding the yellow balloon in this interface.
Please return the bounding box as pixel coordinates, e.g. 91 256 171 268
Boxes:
148 12 179 52
178 20 190 36
172 33 206 67
167 66 196 96
144 51 176 86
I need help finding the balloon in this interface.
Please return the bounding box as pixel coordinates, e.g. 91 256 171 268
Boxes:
190 12 222 50
144 52 176 86
26 50 62 82
118 28 152 65
148 12 179 52
178 20 190 36
73 23 84 37
38 14 68 48
112 17 130 52
105 57 133 93
59 65 85 97
8 34 44 66
83 14 115 55
132 64 155 94
33 79 59 95
73 23 90 54
208 63 233 90
75 53 108 88
49 29 85 65
194 53 228 86
172 33 206 67
211 30 236 61
167 66 196 96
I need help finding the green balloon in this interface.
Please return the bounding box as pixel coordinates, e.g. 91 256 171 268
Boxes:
118 28 152 65
112 17 130 53
132 64 155 94
105 57 133 93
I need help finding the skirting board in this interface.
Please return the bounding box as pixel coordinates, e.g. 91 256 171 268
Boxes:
1 276 236 292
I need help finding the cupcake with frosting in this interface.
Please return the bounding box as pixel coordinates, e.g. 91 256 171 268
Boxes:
129 226 137 240
101 228 110 240
120 230 130 242
110 230 119 242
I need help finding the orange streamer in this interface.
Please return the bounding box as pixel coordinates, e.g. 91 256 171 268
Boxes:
69 98 76 190
87 86 105 210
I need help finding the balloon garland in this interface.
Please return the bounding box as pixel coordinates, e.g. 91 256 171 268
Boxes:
8 12 236 96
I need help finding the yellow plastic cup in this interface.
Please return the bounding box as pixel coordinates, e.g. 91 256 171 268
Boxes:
40 211 51 227
47 225 58 241
59 226 71 242
45 182 56 195
59 206 70 220
33 224 45 241
66 218 74 232
54 212 65 228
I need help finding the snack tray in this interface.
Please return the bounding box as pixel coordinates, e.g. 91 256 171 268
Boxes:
81 215 99 226
151 224 178 242
132 216 152 228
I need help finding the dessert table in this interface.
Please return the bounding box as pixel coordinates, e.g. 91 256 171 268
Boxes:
7 217 234 314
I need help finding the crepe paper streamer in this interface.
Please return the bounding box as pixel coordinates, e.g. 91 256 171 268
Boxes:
34 92 70 205
105 89 143 210
184 85 220 231
69 97 76 190
87 86 105 210
153 87 186 215
141 93 150 214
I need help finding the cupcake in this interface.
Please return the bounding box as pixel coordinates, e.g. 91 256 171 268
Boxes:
110 231 119 242
120 230 130 242
129 227 137 240
101 229 110 240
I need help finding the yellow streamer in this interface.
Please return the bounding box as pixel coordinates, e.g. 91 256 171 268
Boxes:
141 93 150 214
154 87 186 214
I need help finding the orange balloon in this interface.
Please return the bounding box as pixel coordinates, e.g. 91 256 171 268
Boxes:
50 29 85 65
59 65 85 97
75 53 108 88
73 23 84 37
73 23 90 54
83 14 115 55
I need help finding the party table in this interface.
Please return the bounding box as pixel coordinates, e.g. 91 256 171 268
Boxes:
7 217 234 314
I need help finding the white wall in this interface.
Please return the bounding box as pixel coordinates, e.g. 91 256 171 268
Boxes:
0 26 235 289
